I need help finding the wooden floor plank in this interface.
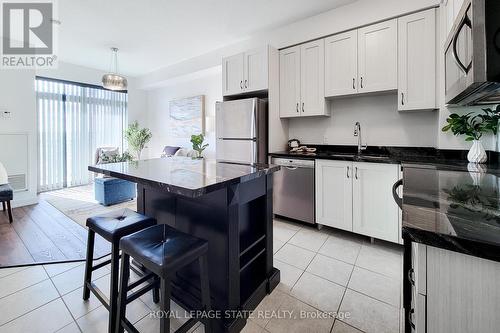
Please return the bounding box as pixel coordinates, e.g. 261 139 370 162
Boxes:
10 207 66 262
36 200 110 257
0 223 35 267
21 205 88 260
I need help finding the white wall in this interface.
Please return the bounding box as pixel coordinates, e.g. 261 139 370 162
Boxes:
289 94 439 147
145 67 222 159
0 61 147 207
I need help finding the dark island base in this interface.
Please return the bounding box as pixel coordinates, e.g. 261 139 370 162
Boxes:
136 174 279 333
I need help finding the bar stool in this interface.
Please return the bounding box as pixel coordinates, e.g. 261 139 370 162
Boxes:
83 208 157 333
115 224 212 333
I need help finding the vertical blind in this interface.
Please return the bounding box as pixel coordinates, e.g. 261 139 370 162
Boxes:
36 78 128 192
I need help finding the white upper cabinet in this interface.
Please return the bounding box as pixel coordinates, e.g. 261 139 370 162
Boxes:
222 53 244 96
279 41 327 118
358 19 398 93
315 160 353 231
300 40 326 117
244 46 269 92
325 31 358 97
352 162 400 243
279 46 301 118
398 9 437 111
222 46 269 96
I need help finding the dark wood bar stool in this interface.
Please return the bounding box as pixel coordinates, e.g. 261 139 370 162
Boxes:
83 208 157 333
116 224 212 333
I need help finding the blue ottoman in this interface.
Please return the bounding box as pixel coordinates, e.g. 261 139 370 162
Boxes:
94 178 136 206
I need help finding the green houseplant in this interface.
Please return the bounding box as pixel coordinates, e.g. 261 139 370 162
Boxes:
124 121 152 160
441 106 500 163
190 134 209 158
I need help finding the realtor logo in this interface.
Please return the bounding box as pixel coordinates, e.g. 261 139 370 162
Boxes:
1 0 58 68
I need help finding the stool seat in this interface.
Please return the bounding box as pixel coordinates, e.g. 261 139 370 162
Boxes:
0 184 13 201
86 208 156 243
120 224 208 276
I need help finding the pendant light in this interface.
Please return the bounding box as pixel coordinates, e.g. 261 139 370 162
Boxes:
102 47 128 91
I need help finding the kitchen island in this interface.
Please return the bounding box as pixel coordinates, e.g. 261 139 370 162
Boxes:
89 157 281 333
400 163 500 333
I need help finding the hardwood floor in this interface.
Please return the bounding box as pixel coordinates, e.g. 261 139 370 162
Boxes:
0 194 111 267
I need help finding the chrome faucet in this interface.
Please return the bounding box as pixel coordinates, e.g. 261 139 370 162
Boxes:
354 122 367 154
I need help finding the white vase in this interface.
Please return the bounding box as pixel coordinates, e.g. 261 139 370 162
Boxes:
467 140 487 163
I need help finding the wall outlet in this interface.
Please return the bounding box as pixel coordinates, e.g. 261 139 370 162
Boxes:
323 135 329 144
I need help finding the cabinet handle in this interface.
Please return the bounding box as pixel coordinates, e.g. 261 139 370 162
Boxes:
401 92 405 106
360 77 363 89
346 166 350 178
302 102 305 113
408 309 416 329
245 79 248 88
353 78 355 90
296 103 299 113
355 167 358 179
240 80 243 89
408 268 415 285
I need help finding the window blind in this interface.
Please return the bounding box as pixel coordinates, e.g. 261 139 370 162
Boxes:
36 78 128 192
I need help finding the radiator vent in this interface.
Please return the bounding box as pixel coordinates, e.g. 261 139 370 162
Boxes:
8 174 27 192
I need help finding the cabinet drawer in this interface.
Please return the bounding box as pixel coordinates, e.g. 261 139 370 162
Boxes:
410 242 426 295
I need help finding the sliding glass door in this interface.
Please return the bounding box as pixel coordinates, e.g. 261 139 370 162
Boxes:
36 77 128 192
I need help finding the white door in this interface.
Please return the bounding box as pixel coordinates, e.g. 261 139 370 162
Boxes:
222 53 244 96
358 20 397 93
279 46 301 118
398 9 436 111
300 40 326 116
315 160 353 231
352 162 400 243
325 31 358 97
244 47 268 92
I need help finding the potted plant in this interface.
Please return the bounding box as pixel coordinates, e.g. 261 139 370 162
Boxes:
190 134 209 158
124 121 152 160
441 106 500 163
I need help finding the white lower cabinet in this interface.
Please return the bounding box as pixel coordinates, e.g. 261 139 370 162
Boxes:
409 243 500 333
315 160 352 232
352 162 400 243
315 160 401 243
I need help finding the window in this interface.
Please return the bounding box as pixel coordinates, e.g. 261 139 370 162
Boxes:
36 77 128 192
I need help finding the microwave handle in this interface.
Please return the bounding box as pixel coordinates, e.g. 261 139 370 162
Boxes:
452 13 473 74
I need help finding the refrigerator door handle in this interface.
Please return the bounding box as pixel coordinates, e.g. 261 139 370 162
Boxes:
250 98 257 139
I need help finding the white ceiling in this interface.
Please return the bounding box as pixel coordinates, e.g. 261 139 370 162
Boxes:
56 0 357 76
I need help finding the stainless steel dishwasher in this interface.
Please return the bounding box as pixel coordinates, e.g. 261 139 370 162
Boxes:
272 158 315 224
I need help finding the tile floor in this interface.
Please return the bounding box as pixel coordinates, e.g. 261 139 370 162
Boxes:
0 218 403 333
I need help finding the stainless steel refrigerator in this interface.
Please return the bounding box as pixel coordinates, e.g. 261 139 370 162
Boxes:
215 98 267 164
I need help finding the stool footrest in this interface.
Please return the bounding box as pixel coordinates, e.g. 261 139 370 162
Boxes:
176 318 199 333
126 279 159 304
121 316 140 333
127 272 156 291
91 257 115 271
86 281 110 310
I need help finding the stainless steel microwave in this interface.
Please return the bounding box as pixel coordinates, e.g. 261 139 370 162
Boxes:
445 0 500 106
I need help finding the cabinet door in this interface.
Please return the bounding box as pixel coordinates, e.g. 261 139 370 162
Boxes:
398 9 436 111
222 53 244 96
352 162 400 243
244 47 268 92
358 20 397 93
315 160 353 231
279 46 301 118
325 31 358 97
300 40 326 116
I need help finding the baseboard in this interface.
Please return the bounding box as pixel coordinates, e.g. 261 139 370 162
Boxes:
12 192 38 208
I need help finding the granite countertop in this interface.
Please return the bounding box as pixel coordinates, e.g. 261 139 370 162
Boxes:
270 146 500 173
402 163 500 262
89 157 280 198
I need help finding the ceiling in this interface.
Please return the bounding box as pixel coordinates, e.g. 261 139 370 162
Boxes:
56 0 357 76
